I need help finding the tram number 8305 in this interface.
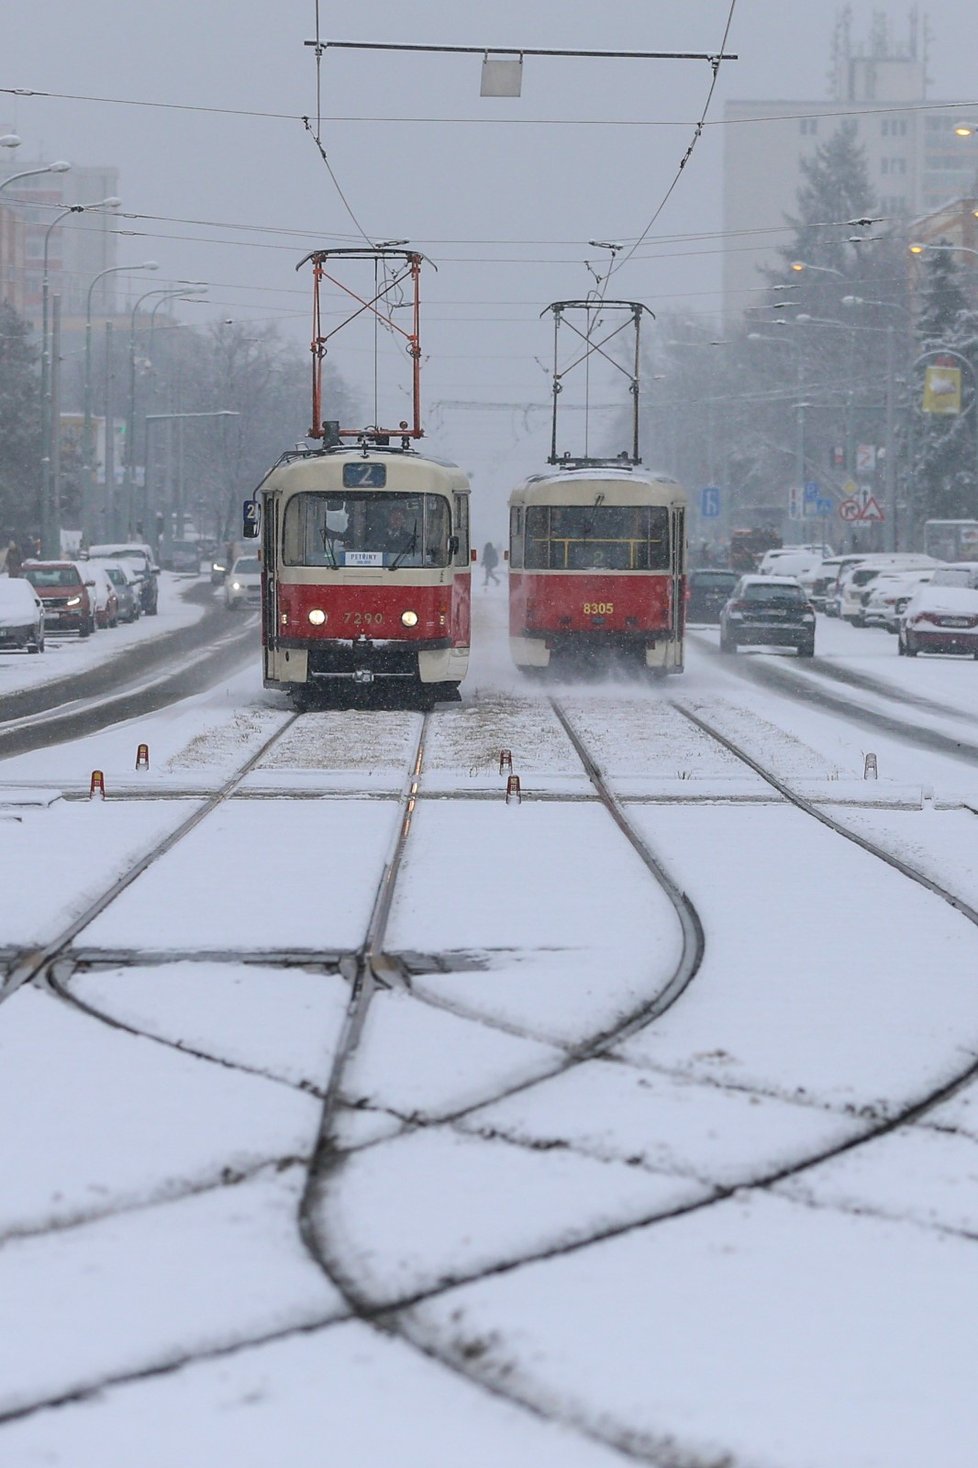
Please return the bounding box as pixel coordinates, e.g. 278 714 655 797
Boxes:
344 611 385 627
583 601 614 615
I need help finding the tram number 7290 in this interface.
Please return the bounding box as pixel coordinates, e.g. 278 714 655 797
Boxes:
583 601 614 615
344 611 385 627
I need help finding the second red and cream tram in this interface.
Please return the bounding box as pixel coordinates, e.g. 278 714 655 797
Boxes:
256 444 471 706
508 463 687 676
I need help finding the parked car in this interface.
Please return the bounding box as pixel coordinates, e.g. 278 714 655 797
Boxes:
91 558 141 623
862 570 936 629
0 576 45 652
88 543 159 615
809 554 867 612
837 556 940 625
86 564 119 629
928 562 978 590
756 549 825 583
719 575 816 657
686 568 741 624
22 560 97 636
224 554 261 610
898 584 978 658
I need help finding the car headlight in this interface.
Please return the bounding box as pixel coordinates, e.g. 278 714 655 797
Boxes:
401 610 418 627
231 581 241 590
66 596 81 607
308 608 326 625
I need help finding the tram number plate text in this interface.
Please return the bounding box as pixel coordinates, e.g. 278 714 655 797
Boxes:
583 601 614 615
342 462 387 488
344 611 384 626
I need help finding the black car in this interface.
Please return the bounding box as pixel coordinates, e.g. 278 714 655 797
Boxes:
719 575 815 657
686 568 740 624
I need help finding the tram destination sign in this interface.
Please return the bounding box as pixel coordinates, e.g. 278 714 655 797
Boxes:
343 462 387 488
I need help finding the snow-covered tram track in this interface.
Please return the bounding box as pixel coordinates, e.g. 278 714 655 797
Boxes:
294 705 714 1463
0 711 299 1009
291 697 978 1464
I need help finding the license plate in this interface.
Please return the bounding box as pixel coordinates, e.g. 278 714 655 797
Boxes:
939 617 972 628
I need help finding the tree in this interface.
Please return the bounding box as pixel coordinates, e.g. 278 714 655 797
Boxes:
903 247 978 531
0 302 41 537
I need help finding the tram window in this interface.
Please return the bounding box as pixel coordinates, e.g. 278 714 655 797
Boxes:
282 492 451 568
509 506 524 569
523 504 670 571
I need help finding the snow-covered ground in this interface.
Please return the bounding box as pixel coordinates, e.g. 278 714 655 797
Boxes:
4 582 978 1466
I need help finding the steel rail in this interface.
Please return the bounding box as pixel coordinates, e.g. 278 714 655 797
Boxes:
0 712 300 1006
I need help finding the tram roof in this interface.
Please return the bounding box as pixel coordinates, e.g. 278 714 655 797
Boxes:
262 444 469 494
510 464 684 506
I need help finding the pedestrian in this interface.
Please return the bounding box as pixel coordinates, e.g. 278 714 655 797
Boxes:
482 540 500 586
3 538 22 577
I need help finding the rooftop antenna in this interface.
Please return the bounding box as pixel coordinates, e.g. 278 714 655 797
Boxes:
543 298 650 467
296 244 431 445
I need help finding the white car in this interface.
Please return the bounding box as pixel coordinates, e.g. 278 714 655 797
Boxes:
808 554 867 612
862 570 936 630
224 554 261 610
899 584 978 657
838 556 941 625
0 576 45 653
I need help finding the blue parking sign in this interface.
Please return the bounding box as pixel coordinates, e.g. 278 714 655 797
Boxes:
700 486 721 518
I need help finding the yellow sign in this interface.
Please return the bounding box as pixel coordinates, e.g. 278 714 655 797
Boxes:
923 365 962 414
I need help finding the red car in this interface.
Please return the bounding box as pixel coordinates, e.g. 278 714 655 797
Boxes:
23 561 97 637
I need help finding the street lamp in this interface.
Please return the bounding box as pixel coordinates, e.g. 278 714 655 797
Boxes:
790 260 846 278
125 285 207 539
909 241 978 261
39 196 122 556
0 159 71 196
82 260 158 544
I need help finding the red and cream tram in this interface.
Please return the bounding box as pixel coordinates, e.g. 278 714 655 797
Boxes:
508 462 687 676
256 445 471 706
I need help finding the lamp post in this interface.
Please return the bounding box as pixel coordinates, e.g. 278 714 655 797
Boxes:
0 159 71 196
39 196 121 556
909 241 978 261
82 260 158 544
789 260 847 278
0 158 71 311
124 286 207 539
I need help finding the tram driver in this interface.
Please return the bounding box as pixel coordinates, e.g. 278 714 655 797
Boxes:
380 504 418 558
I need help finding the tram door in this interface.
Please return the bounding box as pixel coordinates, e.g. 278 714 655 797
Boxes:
670 506 685 643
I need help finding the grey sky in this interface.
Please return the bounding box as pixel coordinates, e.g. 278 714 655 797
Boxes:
4 2 976 497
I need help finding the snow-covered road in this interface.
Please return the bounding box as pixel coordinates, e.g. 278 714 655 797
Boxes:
3 585 978 1466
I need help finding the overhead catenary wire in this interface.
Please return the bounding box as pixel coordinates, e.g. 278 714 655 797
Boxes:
6 83 978 131
609 0 739 284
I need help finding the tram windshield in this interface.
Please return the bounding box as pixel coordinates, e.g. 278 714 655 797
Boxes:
524 505 670 571
282 492 451 569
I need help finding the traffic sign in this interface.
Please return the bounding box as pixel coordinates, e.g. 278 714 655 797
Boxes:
839 499 861 522
815 497 834 517
860 495 885 523
699 486 721 519
803 481 820 504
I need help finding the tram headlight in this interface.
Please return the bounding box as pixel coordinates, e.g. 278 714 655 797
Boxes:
401 610 418 627
308 608 327 625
